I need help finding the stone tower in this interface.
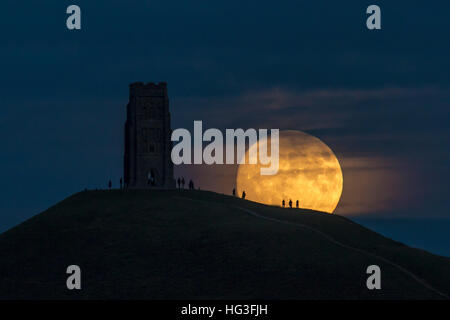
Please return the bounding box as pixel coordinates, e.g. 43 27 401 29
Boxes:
124 82 175 188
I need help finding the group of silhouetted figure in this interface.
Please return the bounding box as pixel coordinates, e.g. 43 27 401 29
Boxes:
232 188 246 199
282 199 299 208
232 187 299 208
177 177 195 190
103 177 198 191
107 178 125 190
104 180 297 209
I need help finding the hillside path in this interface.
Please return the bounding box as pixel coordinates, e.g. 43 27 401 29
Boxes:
235 205 449 299
174 195 449 299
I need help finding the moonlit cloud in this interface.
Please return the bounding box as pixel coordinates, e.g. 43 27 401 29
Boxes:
173 85 450 216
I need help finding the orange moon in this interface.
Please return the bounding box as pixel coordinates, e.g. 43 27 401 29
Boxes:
236 130 343 213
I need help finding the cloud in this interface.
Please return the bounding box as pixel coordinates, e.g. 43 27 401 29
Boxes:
172 85 450 217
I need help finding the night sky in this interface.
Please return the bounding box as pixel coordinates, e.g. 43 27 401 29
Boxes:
1 1 450 253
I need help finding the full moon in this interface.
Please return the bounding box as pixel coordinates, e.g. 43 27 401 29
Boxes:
236 130 343 213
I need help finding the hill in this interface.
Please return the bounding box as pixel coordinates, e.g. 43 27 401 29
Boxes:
0 189 449 299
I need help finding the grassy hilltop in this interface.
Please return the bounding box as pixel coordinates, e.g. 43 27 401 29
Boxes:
0 189 449 299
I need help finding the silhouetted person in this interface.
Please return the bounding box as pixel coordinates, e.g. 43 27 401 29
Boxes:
150 171 156 186
189 179 194 190
296 200 299 208
242 190 246 199
181 177 185 189
177 177 181 189
108 180 112 190
120 178 123 190
289 199 292 208
282 200 285 207
232 188 236 196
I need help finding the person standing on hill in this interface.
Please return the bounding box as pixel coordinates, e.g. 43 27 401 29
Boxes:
232 188 236 196
177 177 181 189
282 199 285 207
296 200 299 208
150 171 156 186
242 191 246 199
181 177 185 189
108 180 112 190
289 199 292 208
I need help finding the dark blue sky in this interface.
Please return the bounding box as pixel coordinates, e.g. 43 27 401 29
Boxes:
1 1 450 237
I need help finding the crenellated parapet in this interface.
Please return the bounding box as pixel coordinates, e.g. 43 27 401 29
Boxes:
129 82 168 98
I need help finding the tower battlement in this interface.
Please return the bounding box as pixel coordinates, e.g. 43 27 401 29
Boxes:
129 82 167 97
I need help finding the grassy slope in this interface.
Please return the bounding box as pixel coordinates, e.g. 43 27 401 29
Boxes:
0 189 448 299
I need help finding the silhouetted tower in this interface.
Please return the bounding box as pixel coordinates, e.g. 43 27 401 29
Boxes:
124 82 175 188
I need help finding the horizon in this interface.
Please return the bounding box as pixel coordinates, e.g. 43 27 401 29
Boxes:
1 2 450 260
